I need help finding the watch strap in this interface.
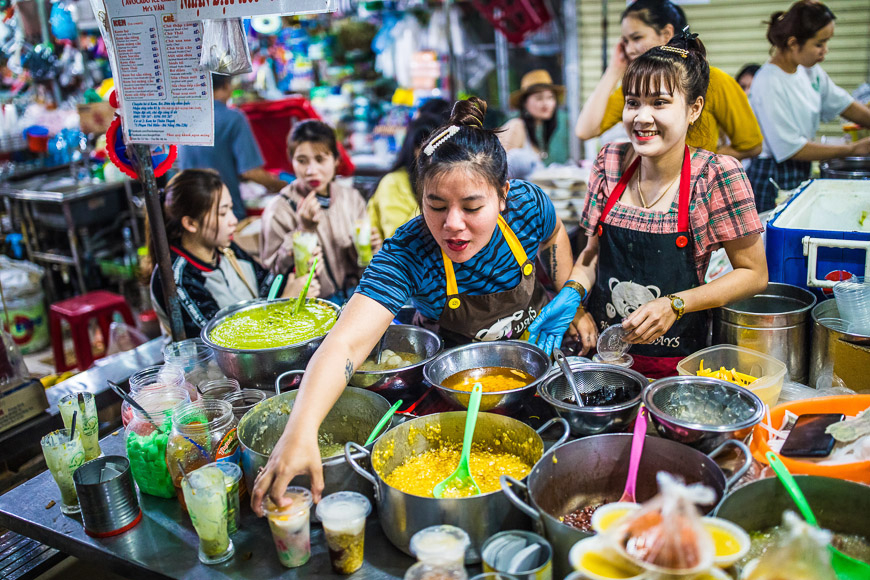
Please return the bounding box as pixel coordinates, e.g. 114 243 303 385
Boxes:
564 280 587 301
667 294 685 320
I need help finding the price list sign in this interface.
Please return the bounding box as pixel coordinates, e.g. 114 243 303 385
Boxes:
89 0 214 145
176 0 332 22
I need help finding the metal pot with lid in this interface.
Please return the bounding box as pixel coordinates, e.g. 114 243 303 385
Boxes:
821 157 870 180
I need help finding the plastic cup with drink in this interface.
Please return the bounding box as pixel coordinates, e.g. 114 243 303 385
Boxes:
181 465 235 565
354 217 373 267
316 491 372 574
59 392 102 461
41 428 86 514
293 232 319 276
264 486 313 568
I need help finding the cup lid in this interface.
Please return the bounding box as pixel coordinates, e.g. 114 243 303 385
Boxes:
592 353 634 368
410 525 470 564
316 491 371 524
263 486 313 518
597 324 631 360
212 461 242 482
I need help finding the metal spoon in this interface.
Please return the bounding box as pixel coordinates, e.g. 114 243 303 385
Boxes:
553 347 584 407
374 333 388 365
767 451 870 580
107 380 164 433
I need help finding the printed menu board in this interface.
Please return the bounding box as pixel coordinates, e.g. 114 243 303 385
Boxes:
176 0 331 22
88 0 214 145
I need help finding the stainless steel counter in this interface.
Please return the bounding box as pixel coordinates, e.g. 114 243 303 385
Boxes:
0 427 417 579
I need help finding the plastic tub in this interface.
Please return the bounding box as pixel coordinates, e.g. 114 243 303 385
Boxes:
677 345 787 408
750 395 870 484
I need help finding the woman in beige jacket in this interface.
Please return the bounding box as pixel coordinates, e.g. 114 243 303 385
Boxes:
260 120 381 302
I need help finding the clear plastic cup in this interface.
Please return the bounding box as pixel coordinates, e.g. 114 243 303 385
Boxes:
181 465 234 565
354 217 373 267
199 378 241 400
833 276 870 335
597 324 631 361
293 232 319 276
59 392 101 461
592 353 634 368
163 338 224 390
264 486 313 568
213 461 242 535
316 491 371 574
40 429 86 514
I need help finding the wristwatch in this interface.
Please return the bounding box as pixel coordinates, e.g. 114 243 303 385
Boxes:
667 294 685 320
564 280 587 301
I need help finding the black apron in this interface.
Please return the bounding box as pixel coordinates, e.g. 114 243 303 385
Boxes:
437 215 549 347
588 147 706 378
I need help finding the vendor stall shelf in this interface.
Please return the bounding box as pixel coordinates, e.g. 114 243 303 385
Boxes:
0 428 417 580
0 175 140 300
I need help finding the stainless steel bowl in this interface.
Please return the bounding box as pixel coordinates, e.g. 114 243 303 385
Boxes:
820 156 870 179
200 298 341 390
423 340 551 413
348 325 443 404
537 362 645 437
643 375 765 453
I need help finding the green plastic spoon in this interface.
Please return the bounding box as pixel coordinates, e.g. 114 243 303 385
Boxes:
293 257 319 316
433 383 483 499
364 399 403 447
767 451 870 580
267 274 284 300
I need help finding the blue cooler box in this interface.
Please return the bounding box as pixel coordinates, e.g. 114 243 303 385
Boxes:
766 179 870 300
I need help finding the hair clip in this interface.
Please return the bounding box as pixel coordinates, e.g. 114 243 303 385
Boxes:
424 125 461 156
659 45 689 58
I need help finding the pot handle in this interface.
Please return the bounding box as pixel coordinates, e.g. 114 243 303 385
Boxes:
275 370 305 394
707 439 752 491
500 475 540 521
536 417 570 449
345 441 379 501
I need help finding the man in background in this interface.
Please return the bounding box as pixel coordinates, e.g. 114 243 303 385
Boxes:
178 74 287 220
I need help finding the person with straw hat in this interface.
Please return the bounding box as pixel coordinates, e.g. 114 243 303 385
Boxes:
499 69 571 178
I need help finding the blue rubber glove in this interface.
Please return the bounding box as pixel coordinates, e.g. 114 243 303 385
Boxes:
528 286 584 355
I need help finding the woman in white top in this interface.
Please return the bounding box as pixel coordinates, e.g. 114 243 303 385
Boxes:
748 0 870 212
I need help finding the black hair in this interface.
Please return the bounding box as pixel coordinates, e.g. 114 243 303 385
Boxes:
622 0 687 35
766 0 835 50
211 74 232 92
389 115 440 190
287 120 340 160
735 64 761 82
623 29 710 115
520 89 558 156
416 98 451 122
415 97 508 205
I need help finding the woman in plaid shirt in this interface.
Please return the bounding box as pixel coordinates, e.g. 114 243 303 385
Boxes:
530 31 769 378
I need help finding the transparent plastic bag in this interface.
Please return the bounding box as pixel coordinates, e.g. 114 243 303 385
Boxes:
106 321 149 356
200 18 252 76
742 511 836 580
605 472 715 574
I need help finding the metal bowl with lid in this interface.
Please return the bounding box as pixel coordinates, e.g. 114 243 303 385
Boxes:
201 298 341 390
423 340 552 413
820 157 870 180
643 375 765 452
537 361 645 437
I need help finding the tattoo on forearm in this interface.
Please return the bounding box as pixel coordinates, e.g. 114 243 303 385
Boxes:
542 245 559 283
344 359 354 382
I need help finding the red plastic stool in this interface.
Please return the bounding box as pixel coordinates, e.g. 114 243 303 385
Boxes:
49 291 136 372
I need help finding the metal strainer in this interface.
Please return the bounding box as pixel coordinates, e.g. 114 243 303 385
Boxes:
537 362 646 436
643 376 765 452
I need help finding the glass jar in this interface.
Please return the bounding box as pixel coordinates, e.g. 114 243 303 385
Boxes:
126 387 189 498
223 389 267 421
163 338 225 390
166 399 239 506
199 378 240 400
122 365 189 427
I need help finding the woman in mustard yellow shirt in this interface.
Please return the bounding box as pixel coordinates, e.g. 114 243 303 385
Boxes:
575 0 762 159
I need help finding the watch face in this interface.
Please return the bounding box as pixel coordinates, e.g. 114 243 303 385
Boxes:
673 297 685 309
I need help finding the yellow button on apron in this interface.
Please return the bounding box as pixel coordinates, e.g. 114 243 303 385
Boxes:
523 263 533 276
448 297 461 309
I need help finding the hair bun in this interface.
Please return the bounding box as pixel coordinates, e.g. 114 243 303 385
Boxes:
448 97 487 129
668 26 707 58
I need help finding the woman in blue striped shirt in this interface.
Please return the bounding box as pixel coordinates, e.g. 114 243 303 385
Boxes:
251 97 578 508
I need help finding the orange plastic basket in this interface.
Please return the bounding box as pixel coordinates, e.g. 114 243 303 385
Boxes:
750 395 870 484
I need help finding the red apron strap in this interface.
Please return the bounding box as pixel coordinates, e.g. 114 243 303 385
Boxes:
599 156 640 226
677 146 691 232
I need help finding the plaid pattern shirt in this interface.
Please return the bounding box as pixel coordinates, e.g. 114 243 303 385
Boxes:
580 143 763 284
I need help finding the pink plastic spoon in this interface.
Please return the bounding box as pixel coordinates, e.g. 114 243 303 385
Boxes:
618 405 648 504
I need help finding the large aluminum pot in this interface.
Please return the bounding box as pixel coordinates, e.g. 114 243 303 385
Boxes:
714 282 816 383
346 412 570 563
810 299 870 388
237 374 393 499
348 324 443 404
716 474 870 537
201 298 341 390
501 434 751 579
423 340 552 413
820 156 870 179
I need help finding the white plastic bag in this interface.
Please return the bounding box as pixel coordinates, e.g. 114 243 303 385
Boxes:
200 18 252 76
742 511 836 580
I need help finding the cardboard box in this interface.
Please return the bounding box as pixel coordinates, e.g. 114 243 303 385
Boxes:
0 379 48 433
833 339 870 393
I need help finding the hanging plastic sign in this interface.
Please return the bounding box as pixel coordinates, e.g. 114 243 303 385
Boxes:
88 0 215 145
175 0 333 23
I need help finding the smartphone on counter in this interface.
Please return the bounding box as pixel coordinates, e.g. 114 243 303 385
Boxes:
780 413 845 458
